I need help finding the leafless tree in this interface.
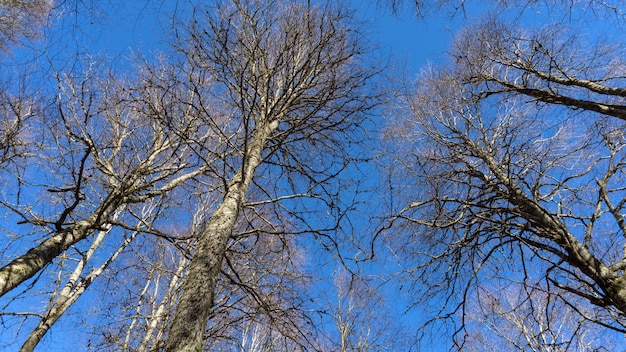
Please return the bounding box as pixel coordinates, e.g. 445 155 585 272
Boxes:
382 11 626 347
465 283 608 351
16 201 155 352
0 0 51 52
0 54 214 350
0 57 206 296
91 188 330 352
452 18 626 121
161 0 379 350
331 268 409 351
89 220 194 352
0 0 381 349
382 0 624 18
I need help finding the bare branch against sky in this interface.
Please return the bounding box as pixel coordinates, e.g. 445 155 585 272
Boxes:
0 0 625 351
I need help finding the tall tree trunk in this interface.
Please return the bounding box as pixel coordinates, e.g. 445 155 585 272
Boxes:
0 203 119 297
164 121 277 352
135 257 187 352
19 218 135 352
0 164 202 298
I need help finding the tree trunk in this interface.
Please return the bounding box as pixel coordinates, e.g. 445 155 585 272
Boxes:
163 121 277 352
0 164 202 298
136 257 187 352
19 220 134 352
0 205 118 297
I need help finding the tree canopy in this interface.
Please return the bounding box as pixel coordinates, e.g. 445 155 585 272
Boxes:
0 0 625 351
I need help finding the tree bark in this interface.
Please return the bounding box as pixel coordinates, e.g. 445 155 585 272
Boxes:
0 163 203 298
19 219 135 352
164 121 277 352
0 207 117 297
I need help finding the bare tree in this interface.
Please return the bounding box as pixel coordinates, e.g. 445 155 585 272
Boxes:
0 0 51 52
0 54 215 350
161 0 378 350
17 201 153 352
382 0 624 18
91 229 193 352
465 284 608 351
0 0 380 350
452 18 626 121
96 194 320 352
331 268 408 352
382 13 626 345
0 58 206 297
